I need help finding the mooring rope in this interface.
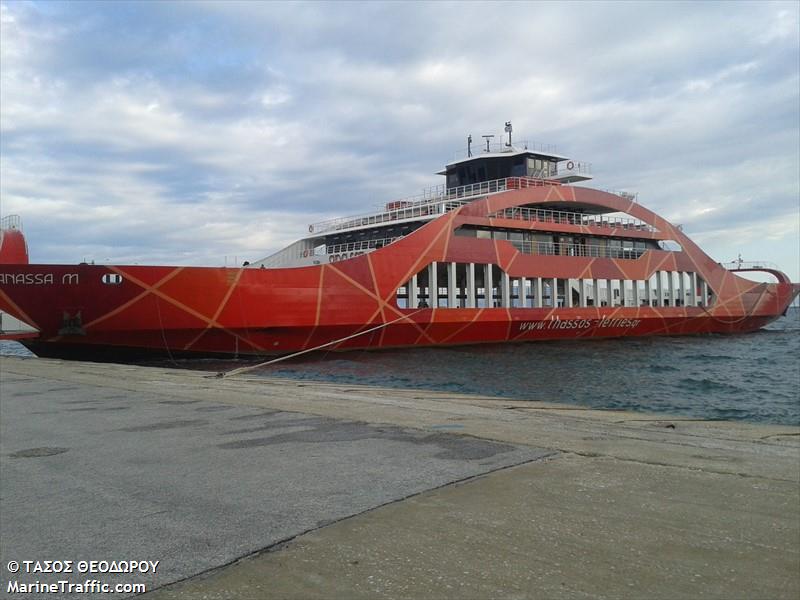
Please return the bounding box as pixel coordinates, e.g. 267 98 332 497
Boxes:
213 308 425 379
155 296 178 366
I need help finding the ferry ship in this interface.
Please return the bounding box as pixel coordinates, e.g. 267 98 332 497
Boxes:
1 126 798 361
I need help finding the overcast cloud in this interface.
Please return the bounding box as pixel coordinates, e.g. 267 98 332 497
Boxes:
1 1 798 279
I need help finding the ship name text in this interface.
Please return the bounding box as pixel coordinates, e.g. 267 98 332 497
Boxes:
518 316 641 332
0 273 80 285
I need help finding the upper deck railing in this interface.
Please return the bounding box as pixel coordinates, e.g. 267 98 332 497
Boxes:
554 161 593 177
324 236 403 256
450 141 560 162
721 260 780 271
489 206 656 233
512 240 647 260
0 215 22 230
309 176 557 235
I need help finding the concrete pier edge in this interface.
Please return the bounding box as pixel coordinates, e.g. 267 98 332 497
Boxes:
1 355 798 599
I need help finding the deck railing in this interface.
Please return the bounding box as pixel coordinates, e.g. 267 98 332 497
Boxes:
721 260 780 271
310 199 470 235
324 236 403 255
512 240 647 260
309 176 558 235
0 215 21 230
450 141 561 161
490 206 656 232
308 175 648 237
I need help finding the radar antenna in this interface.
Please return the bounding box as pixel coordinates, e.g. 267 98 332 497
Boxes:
467 134 473 158
504 121 513 147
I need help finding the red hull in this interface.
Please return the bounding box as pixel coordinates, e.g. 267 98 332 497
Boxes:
2 187 798 361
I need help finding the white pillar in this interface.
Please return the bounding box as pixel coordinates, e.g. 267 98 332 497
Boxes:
644 278 652 307
501 272 510 308
467 263 476 308
447 262 456 308
606 279 613 307
485 265 494 308
655 272 663 307
565 279 573 308
632 280 640 306
678 271 686 307
701 279 709 307
691 272 698 307
535 278 543 308
520 277 528 308
667 271 676 306
410 273 418 308
552 277 558 307
592 278 599 307
429 262 438 307
619 280 626 306
579 279 587 308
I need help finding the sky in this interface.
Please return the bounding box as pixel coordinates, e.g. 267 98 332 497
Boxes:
1 1 798 281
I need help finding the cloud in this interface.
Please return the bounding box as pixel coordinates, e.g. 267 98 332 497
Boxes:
1 0 798 279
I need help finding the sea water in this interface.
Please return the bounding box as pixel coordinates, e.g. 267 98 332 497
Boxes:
2 308 798 425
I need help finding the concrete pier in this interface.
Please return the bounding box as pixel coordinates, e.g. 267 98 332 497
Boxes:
0 356 798 599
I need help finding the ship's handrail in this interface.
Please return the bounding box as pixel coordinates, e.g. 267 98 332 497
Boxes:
602 189 638 202
555 161 593 177
309 176 556 235
512 240 647 260
257 235 406 268
0 215 22 230
324 236 403 255
310 199 469 235
721 260 780 271
450 141 560 161
490 206 656 232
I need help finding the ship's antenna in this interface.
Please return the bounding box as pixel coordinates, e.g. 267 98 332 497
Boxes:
504 121 513 147
467 134 473 157
482 134 494 153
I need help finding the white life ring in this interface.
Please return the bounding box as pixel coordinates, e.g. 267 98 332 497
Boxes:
566 161 574 170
